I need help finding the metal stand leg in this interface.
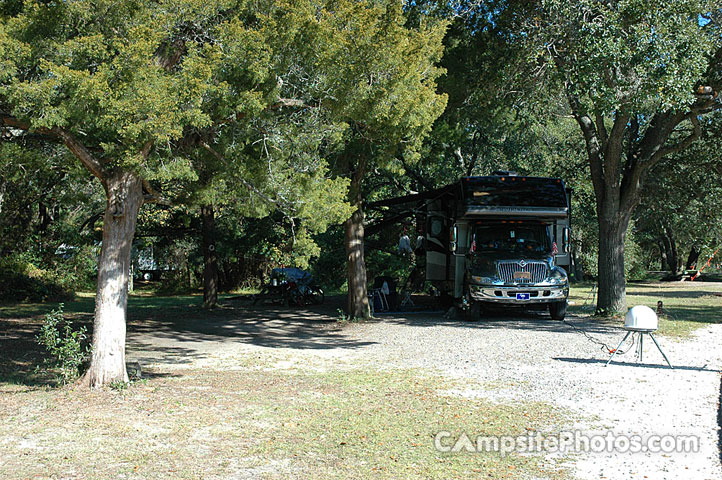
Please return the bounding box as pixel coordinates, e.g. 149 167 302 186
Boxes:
639 332 643 362
648 333 674 369
606 331 632 367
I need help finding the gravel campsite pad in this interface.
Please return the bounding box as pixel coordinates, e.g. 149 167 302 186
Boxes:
338 312 722 479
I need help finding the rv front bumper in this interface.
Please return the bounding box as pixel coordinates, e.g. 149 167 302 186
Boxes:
469 284 568 304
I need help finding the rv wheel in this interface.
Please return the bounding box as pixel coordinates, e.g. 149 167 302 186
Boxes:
465 301 482 321
549 301 567 320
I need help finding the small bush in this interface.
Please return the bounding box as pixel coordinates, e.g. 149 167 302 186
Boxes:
0 254 73 302
0 271 69 302
35 304 92 384
51 244 98 292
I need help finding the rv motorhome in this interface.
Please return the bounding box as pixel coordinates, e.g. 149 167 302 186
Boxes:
425 173 571 320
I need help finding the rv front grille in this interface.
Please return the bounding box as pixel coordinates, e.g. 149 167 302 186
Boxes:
497 261 548 284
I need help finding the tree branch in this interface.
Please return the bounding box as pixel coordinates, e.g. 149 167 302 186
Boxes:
272 98 312 110
566 92 604 210
156 38 186 72
199 140 291 214
399 156 434 191
365 210 416 237
186 98 316 134
140 140 153 159
53 128 110 182
137 140 172 205
1 114 33 131
594 111 608 148
620 112 699 214
603 110 630 190
141 179 172 206
649 114 701 165
79 211 104 232
626 114 640 162
2 114 110 182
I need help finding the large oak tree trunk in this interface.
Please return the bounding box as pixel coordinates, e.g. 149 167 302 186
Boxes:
201 204 218 309
345 207 369 318
685 246 700 271
597 217 628 315
82 171 143 388
661 225 679 275
344 161 370 319
657 241 667 271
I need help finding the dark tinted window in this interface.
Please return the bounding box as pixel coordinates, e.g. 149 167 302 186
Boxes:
471 223 551 254
463 177 567 208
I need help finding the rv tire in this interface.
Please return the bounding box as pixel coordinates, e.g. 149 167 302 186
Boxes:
465 301 482 321
549 301 567 320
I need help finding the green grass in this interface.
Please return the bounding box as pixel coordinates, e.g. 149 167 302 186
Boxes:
569 281 722 337
0 291 247 320
0 360 570 480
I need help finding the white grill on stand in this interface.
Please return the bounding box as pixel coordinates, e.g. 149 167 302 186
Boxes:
624 305 659 331
607 305 672 368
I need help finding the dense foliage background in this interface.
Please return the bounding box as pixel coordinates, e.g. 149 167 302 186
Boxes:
1 0 720 302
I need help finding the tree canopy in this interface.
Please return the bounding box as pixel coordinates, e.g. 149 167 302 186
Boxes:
515 0 722 312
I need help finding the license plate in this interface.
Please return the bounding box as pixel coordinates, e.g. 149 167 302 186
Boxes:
513 271 531 281
516 293 531 300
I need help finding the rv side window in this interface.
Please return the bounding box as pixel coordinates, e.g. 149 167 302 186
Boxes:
429 218 443 237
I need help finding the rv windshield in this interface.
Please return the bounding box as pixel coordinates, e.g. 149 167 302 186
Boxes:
470 223 551 254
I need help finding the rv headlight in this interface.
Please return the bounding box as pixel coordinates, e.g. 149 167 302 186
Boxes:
471 275 496 285
547 267 568 285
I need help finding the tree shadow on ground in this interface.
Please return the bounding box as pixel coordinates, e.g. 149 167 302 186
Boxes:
552 356 719 372
125 294 375 353
0 313 183 388
379 306 624 336
127 341 210 368
4 293 718 386
628 289 722 299
659 305 722 325
1 294 374 386
0 318 52 387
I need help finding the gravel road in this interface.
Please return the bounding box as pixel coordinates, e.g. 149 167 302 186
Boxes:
127 299 722 480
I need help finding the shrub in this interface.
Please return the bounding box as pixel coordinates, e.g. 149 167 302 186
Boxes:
36 304 91 384
51 244 98 292
0 254 73 302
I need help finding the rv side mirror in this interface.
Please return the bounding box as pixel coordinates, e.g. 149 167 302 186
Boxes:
563 227 571 253
450 225 458 253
